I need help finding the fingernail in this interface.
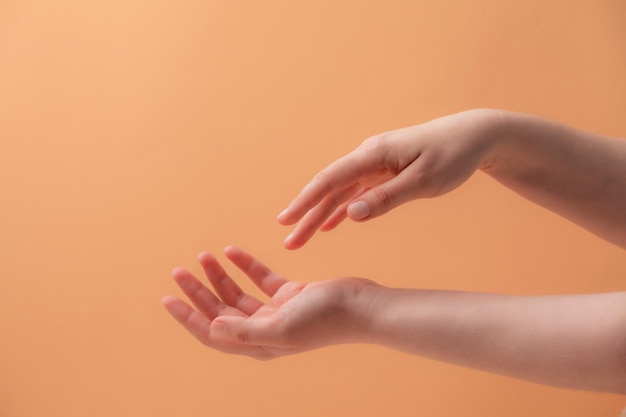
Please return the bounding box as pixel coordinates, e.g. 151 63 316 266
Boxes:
348 201 370 220
211 320 230 337
212 321 227 335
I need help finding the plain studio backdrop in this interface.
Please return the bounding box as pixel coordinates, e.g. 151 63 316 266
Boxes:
1 1 625 416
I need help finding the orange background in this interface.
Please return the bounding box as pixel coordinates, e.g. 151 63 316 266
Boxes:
1 1 625 416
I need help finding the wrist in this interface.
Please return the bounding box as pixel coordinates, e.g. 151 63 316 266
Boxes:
467 108 515 172
479 109 535 175
338 277 387 344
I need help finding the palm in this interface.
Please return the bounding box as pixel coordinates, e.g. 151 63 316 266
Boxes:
162 246 361 359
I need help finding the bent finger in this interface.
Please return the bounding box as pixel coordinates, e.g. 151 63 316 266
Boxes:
283 183 360 249
162 296 274 358
223 246 288 297
198 252 264 315
277 148 381 226
212 315 292 349
162 295 213 345
320 186 368 231
172 267 243 320
346 164 425 221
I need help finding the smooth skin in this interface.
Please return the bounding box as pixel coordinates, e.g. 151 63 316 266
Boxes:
277 109 626 249
163 109 626 394
162 246 626 394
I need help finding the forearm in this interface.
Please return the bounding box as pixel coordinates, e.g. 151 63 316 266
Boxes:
356 286 626 393
479 111 626 248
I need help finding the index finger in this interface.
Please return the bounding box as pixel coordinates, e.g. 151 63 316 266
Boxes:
276 147 380 225
224 246 288 297
198 252 264 315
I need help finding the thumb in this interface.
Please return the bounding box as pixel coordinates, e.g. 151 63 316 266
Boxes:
347 173 415 221
211 316 284 347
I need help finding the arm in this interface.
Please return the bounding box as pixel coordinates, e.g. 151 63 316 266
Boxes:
162 247 626 394
364 287 626 394
482 111 626 248
278 109 626 249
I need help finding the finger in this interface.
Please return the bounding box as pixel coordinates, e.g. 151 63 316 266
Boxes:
223 246 288 297
277 148 381 226
283 183 361 250
212 315 292 348
198 252 264 316
162 296 275 359
346 163 425 221
320 186 368 232
206 330 278 359
161 295 213 345
171 267 244 320
319 201 349 232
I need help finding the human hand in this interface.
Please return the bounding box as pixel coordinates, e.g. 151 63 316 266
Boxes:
162 246 380 360
277 109 504 249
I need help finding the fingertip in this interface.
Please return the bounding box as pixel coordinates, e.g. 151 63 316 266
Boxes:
171 267 187 278
199 252 225 270
161 296 196 324
161 295 178 307
276 209 289 224
283 233 294 249
223 245 238 256
278 217 295 226
277 209 300 226
283 234 304 250
197 251 213 264
223 245 247 263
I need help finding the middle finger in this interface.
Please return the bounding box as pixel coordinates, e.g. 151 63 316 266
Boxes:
199 252 264 315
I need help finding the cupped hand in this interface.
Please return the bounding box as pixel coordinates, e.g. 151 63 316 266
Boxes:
162 246 379 360
277 109 503 249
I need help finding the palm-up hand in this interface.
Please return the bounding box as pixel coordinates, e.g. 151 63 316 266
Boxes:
162 246 377 360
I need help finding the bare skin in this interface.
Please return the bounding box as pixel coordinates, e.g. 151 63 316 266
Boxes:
163 109 626 394
162 246 626 394
277 109 626 249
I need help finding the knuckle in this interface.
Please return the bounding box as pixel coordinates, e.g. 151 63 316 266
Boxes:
235 328 250 344
360 132 391 152
412 170 441 198
372 186 393 208
313 168 334 190
360 132 401 172
313 168 328 181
